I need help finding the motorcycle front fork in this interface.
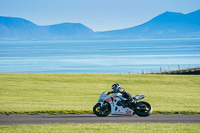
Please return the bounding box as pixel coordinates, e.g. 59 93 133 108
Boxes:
99 101 108 107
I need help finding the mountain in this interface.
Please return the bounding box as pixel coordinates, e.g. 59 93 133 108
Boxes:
0 16 94 40
97 9 200 39
0 9 200 40
47 23 94 39
0 16 38 39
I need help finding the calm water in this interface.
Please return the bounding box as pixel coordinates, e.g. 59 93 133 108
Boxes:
0 39 200 74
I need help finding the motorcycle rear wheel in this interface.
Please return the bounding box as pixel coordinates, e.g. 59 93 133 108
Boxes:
93 103 111 117
134 101 152 117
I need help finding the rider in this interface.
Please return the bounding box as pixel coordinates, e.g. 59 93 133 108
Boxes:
107 83 134 103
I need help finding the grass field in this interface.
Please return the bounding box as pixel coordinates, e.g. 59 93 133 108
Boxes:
0 73 199 114
0 123 199 133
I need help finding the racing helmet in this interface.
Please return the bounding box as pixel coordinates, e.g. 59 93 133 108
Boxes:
112 83 120 92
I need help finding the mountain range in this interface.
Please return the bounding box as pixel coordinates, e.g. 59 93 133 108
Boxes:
0 9 200 40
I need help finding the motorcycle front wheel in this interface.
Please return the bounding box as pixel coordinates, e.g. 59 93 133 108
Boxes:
134 101 152 117
93 103 111 117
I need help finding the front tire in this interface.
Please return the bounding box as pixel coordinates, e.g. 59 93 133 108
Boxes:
93 103 111 117
134 101 152 117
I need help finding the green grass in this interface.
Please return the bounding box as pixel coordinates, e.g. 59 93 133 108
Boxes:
0 123 199 133
0 73 200 114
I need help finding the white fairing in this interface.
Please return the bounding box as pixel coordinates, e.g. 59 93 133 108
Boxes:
110 94 133 115
98 91 133 116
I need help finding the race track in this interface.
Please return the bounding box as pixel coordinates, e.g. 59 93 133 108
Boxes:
0 114 199 125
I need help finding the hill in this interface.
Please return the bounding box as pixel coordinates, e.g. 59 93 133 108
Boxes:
98 9 200 39
0 16 94 40
0 9 200 40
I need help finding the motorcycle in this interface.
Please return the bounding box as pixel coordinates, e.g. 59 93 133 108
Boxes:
93 91 152 117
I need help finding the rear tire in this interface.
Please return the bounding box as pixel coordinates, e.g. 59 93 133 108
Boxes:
93 103 111 117
134 101 152 117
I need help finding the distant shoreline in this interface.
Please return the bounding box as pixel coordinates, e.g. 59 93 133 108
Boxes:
155 67 200 75
1 37 200 42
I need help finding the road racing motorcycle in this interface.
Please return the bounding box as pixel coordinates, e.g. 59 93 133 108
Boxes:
93 91 152 117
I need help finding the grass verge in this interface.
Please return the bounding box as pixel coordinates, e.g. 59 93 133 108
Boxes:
0 73 200 114
1 110 200 115
0 123 199 133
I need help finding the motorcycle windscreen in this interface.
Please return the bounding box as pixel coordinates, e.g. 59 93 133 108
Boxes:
134 94 146 100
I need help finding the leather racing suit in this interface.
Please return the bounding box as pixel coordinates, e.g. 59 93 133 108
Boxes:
107 87 133 102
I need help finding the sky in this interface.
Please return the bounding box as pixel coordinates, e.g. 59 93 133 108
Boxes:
0 0 200 31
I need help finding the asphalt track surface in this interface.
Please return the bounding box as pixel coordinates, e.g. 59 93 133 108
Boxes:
0 114 199 125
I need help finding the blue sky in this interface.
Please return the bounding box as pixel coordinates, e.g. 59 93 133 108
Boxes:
0 0 200 31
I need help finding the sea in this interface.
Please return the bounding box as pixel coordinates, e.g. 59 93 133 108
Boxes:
0 38 200 74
